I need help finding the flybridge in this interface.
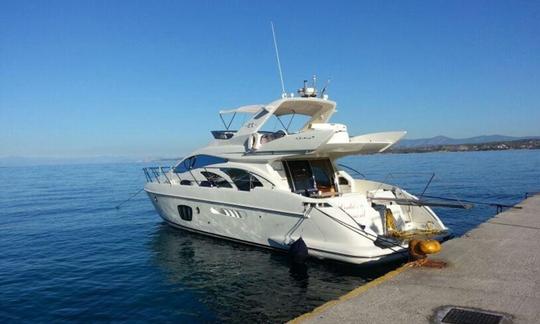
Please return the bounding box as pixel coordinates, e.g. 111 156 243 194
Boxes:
217 76 333 137
209 90 406 159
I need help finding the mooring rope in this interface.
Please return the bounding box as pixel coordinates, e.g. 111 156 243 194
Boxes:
115 188 145 209
421 194 522 210
313 207 404 252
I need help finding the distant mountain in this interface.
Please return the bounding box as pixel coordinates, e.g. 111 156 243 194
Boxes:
396 135 540 148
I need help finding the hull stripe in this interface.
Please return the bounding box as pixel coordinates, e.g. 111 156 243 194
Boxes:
145 189 305 218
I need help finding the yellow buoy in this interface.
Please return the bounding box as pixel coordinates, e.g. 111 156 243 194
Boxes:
418 239 442 254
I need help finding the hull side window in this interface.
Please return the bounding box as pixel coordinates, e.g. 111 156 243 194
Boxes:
221 168 263 191
177 205 193 221
200 171 232 188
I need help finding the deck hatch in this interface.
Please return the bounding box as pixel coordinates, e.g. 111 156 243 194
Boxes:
442 308 504 324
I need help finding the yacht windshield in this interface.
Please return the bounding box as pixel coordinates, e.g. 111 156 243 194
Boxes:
174 155 228 173
259 113 311 134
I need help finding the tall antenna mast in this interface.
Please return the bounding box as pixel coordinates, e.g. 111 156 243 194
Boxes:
271 22 286 98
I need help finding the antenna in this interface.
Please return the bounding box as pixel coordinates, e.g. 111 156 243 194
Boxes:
271 22 286 98
320 78 331 98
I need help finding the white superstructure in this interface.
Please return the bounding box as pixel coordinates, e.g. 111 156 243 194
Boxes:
143 84 450 265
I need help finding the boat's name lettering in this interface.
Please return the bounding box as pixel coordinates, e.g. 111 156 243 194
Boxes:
295 135 315 140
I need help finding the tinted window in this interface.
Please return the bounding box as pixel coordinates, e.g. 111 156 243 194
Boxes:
312 166 332 186
283 159 336 196
174 157 194 173
193 155 228 168
177 205 192 221
174 155 228 173
200 171 232 188
310 159 334 188
221 168 263 191
284 160 316 195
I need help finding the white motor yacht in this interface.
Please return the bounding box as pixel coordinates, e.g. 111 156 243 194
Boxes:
143 81 452 265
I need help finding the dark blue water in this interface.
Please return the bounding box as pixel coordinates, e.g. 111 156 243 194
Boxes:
1 150 539 322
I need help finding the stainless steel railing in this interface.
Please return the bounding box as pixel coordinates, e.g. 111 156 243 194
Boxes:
143 166 173 184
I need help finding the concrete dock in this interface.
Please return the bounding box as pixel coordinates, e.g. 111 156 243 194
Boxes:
291 194 540 324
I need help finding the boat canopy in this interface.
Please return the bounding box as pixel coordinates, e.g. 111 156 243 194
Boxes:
235 98 337 136
219 105 265 115
272 99 335 117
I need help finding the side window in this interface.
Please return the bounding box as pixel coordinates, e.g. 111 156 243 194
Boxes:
200 171 232 188
284 160 316 195
283 159 336 196
310 160 334 188
312 166 332 186
221 168 263 191
177 205 193 221
174 155 228 173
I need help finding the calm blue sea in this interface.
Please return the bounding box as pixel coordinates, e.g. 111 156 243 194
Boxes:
1 150 539 323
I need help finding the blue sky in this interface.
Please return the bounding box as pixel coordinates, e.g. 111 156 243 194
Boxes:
1 0 539 158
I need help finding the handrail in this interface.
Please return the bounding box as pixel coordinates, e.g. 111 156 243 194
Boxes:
160 167 171 184
337 163 366 179
377 171 436 194
143 168 152 182
143 166 172 185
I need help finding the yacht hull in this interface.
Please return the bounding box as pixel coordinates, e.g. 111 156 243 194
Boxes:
145 184 408 265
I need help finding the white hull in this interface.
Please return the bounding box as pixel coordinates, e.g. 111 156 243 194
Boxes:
145 183 417 265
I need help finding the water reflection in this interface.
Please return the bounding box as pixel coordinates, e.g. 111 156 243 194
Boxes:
150 224 401 323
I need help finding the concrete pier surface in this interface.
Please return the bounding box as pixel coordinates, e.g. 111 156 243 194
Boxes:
292 194 540 324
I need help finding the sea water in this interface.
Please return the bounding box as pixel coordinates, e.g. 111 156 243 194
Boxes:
1 150 539 322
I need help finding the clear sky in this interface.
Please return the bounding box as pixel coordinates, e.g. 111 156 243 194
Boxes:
1 0 539 158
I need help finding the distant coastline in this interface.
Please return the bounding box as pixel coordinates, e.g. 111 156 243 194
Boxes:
388 138 540 154
2 135 540 167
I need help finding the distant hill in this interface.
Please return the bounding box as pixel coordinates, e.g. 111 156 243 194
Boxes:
389 138 540 153
396 135 540 148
